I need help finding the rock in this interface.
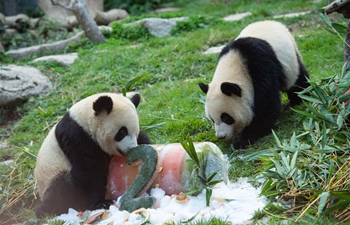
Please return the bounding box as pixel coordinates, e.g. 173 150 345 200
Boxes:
93 9 130 25
273 11 311 18
0 160 13 167
0 65 52 106
152 7 181 14
0 142 7 149
33 53 78 66
6 31 84 60
223 12 252 21
126 17 188 37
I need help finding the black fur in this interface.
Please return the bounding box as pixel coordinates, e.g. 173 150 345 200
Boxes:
198 83 209 94
35 112 152 218
219 37 309 149
130 94 141 108
93 96 113 115
221 82 242 97
286 53 310 107
138 130 152 144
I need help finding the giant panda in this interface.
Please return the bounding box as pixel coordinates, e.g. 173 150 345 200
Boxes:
34 92 151 218
198 20 309 149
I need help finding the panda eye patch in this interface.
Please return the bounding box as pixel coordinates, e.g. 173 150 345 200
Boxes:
221 113 234 125
115 126 128 141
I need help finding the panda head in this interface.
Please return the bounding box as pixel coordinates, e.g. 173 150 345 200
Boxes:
69 93 142 156
198 82 253 140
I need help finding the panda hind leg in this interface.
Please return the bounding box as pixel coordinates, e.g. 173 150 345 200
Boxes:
35 172 86 218
286 56 310 108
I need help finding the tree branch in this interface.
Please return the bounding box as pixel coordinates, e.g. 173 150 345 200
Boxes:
51 0 105 43
321 0 350 14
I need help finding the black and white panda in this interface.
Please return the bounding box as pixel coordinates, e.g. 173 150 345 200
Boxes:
198 20 309 149
34 92 151 218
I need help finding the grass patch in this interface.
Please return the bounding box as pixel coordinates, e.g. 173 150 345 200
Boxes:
1 0 349 224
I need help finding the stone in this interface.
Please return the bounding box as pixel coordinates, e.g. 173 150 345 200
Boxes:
6 31 84 60
0 160 13 167
33 53 78 66
126 17 188 37
223 12 252 22
0 65 52 106
0 142 7 149
273 11 311 18
152 7 181 14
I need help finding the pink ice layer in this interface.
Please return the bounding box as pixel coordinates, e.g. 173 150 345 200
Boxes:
107 143 190 199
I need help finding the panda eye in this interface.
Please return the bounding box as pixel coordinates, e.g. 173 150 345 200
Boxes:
221 113 234 125
115 126 128 142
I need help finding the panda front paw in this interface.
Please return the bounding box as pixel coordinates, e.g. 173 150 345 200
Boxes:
93 199 114 210
233 139 248 150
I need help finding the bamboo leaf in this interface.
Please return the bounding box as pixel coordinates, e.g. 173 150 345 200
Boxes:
339 92 350 102
20 148 37 161
323 199 350 215
206 188 212 206
271 130 282 148
326 160 334 185
180 211 200 223
331 23 347 34
336 114 345 130
318 191 330 214
243 149 274 161
299 95 323 104
329 190 350 200
290 151 298 170
181 134 200 164
321 121 327 149
198 175 206 184
207 179 223 186
318 10 332 27
207 171 219 182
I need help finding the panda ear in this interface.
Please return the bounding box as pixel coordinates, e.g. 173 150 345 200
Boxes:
130 93 141 108
93 96 113 116
198 83 209 94
221 82 242 97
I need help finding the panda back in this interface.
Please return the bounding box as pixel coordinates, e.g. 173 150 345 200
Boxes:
236 20 300 90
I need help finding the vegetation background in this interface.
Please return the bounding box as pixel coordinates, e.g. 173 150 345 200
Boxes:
1 0 350 224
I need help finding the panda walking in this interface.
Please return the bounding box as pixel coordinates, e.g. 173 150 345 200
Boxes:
199 20 309 149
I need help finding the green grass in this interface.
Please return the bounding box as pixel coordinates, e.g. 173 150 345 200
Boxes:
0 0 348 224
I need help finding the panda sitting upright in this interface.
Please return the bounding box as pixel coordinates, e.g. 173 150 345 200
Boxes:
198 20 309 149
34 93 151 218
